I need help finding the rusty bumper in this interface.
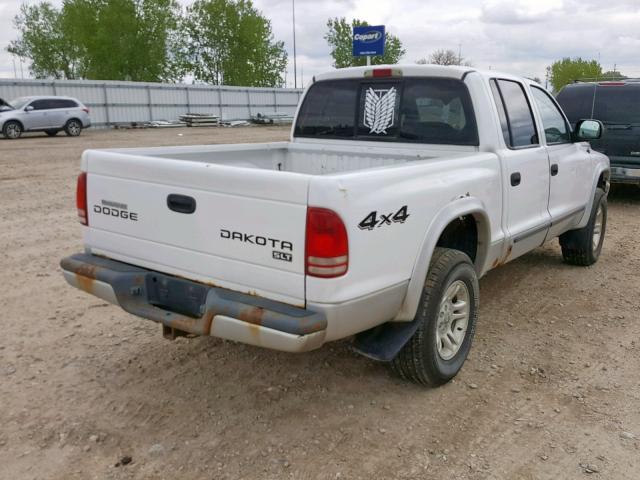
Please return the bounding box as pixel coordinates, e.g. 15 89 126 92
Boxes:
60 253 327 352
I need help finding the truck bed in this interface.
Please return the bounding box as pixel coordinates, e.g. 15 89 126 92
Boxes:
99 141 477 175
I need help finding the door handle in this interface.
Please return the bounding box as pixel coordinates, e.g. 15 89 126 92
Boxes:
550 164 559 176
510 172 521 187
167 194 196 214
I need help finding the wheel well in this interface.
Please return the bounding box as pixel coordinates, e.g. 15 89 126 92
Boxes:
3 119 24 131
436 215 478 262
597 171 610 190
66 117 82 125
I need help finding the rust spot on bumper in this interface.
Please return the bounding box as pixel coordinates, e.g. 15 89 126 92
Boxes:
75 273 95 294
238 306 265 326
164 312 215 337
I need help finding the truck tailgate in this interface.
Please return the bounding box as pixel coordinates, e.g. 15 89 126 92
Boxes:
83 150 309 306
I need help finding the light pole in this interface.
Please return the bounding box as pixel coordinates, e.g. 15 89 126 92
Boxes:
292 0 297 88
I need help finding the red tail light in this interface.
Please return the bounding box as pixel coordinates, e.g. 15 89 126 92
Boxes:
82 107 90 114
305 207 348 278
76 172 88 225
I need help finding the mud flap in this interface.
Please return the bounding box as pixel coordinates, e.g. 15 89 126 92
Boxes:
352 319 421 362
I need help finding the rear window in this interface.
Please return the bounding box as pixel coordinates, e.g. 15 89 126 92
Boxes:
556 85 595 125
294 77 479 146
593 86 640 125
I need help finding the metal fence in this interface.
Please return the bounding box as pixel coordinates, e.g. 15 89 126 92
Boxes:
0 78 303 128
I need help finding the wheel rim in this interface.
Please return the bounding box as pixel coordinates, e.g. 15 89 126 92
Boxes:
68 122 80 135
6 124 20 138
436 280 470 360
592 203 604 250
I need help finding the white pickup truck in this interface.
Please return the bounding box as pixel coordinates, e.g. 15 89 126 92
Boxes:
61 65 610 387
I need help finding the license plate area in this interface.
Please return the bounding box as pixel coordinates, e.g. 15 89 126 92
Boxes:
146 273 208 318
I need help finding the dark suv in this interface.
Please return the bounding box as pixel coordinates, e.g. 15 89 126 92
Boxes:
556 80 640 185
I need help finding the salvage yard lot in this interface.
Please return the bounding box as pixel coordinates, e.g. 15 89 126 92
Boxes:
1 127 639 480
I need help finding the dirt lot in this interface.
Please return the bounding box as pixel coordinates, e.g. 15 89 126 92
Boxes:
1 126 639 480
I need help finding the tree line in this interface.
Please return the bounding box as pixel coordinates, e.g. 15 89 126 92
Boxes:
8 0 287 86
8 5 626 90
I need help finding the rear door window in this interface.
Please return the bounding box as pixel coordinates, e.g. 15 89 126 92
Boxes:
593 86 640 125
48 99 78 109
496 79 539 148
490 80 510 146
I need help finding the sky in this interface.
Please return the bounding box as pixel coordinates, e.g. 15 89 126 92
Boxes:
1 0 640 87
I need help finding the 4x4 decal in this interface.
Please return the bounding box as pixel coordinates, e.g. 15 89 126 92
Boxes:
358 205 409 231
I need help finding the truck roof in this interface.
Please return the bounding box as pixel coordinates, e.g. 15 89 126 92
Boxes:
313 64 539 86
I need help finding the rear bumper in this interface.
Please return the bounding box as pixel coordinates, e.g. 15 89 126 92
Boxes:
60 253 327 352
611 165 640 184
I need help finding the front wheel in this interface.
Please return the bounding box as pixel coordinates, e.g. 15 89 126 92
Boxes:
3 121 23 139
391 248 479 387
64 119 82 137
559 188 607 266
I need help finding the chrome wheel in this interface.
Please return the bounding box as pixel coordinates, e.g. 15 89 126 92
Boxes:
592 203 604 250
436 280 470 360
5 122 21 139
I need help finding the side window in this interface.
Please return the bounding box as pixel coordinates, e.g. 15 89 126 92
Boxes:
531 87 571 144
49 99 75 109
496 79 539 148
490 80 510 146
61 99 78 108
30 100 51 111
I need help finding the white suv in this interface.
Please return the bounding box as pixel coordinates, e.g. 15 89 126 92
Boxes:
0 96 91 139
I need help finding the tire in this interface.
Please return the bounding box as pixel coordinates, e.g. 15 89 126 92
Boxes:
45 130 58 137
391 247 479 387
64 119 82 137
559 188 607 266
2 121 23 139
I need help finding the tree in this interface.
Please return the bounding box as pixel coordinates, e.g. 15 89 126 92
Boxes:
8 0 184 81
417 48 471 66
549 57 602 92
183 0 287 86
600 70 627 80
324 18 405 68
8 2 82 79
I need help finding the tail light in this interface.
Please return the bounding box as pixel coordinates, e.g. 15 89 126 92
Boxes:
82 107 90 114
305 207 348 278
76 172 88 225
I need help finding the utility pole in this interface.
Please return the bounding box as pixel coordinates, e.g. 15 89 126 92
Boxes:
292 0 297 88
458 43 462 65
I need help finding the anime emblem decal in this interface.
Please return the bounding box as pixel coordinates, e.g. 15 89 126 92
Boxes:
363 87 396 134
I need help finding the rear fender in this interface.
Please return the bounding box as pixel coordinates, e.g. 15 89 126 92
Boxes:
394 196 490 322
352 197 490 361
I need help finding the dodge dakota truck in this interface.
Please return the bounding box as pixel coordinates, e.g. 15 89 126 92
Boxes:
61 65 610 387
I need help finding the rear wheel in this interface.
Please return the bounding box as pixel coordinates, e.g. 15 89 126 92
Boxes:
559 188 607 266
45 130 58 137
391 248 479 387
3 121 22 139
64 119 82 137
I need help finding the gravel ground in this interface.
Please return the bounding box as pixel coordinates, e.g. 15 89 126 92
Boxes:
1 126 639 480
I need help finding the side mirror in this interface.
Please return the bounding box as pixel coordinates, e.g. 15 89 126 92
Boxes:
25 105 34 112
574 119 603 141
